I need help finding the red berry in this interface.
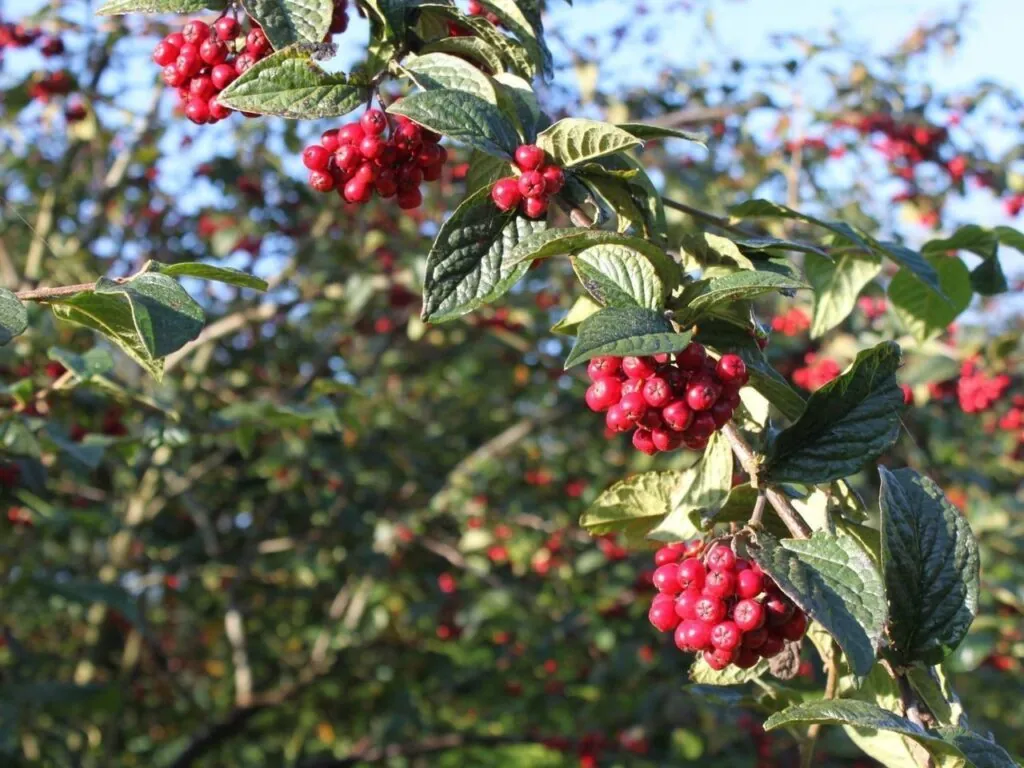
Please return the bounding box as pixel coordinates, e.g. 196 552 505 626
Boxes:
335 144 361 173
734 647 760 669
175 44 201 76
374 170 398 198
694 595 727 624
632 428 657 455
621 378 644 396
165 32 185 48
622 356 658 380
686 412 716 439
189 75 217 100
764 594 796 627
675 619 712 651
780 611 808 641
716 354 748 385
703 648 731 670
710 400 734 428
654 545 683 566
397 187 423 209
686 375 721 412
393 122 422 151
605 403 632 432
234 52 256 75
733 599 765 632
491 177 522 211
517 170 546 198
422 162 444 182
587 356 621 381
343 178 371 203
677 343 707 371
185 98 210 124
208 98 231 120
246 28 270 56
662 400 693 432
703 569 736 599
736 569 764 599
523 195 549 219
360 108 387 135
396 163 424 190
308 169 336 192
514 144 546 171
321 129 341 153
649 601 679 632
758 635 785 658
338 123 365 145
674 588 701 620
651 427 682 452
541 164 565 194
619 392 648 423
642 376 672 408
182 20 210 45
199 37 228 65
676 557 706 590
162 64 186 87
585 378 622 412
354 162 377 184
417 142 443 167
214 17 239 41
652 564 681 594
211 63 236 89
710 620 742 651
742 627 768 649
705 544 736 572
153 41 179 66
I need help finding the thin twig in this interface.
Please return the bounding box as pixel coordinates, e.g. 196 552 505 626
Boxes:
662 196 752 236
802 640 840 768
749 493 767 528
15 281 108 301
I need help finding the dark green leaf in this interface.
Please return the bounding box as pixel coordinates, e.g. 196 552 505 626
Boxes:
464 150 511 197
617 123 706 145
97 0 223 13
33 577 144 628
571 244 664 309
763 342 903 484
879 467 980 665
401 52 498 103
420 37 504 74
689 655 769 685
563 306 691 369
0 289 28 345
750 531 887 677
937 728 1018 768
970 256 1007 296
389 89 519 157
477 0 552 77
735 236 830 259
889 255 972 342
805 250 881 338
422 187 547 322
217 47 369 119
493 73 543 141
921 224 998 257
507 228 675 274
536 118 642 167
145 261 268 291
649 431 733 541
728 199 875 253
875 241 944 298
676 271 808 323
47 347 114 380
240 0 333 48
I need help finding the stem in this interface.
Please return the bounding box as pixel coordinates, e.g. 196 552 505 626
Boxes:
749 493 767 528
720 423 812 539
15 282 102 301
801 640 840 768
661 196 752 236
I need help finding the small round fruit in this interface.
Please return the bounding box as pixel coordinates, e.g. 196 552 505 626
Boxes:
585 378 622 412
674 588 701 620
741 627 768 650
649 601 679 632
208 98 231 120
302 145 331 171
214 16 239 41
632 428 657 455
710 620 742 651
541 164 565 194
374 170 398 198
703 569 737 599
211 63 236 89
517 170 547 198
716 353 749 385
491 177 522 211
733 599 765 632
676 619 712 651
638 408 664 431
654 544 683 567
337 122 365 145
686 375 722 412
523 196 549 219
780 611 808 641
736 568 764 599
308 170 336 192
710 400 734 428
199 38 227 65
686 411 716 439
703 648 733 670
651 427 682 452
764 594 796 627
246 28 270 55
705 545 736 572
734 646 760 669
642 376 672 408
621 356 658 380
619 392 648 423
514 143 546 171
676 557 706 591
758 634 785 658
587 356 621 381
694 595 727 624
652 563 681 594
182 20 210 45
360 108 387 135
342 178 371 203
153 41 179 66
335 145 361 173
397 187 423 210
676 342 707 371
321 129 340 153
662 400 693 432
605 403 632 433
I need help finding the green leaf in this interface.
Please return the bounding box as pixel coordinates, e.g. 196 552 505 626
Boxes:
805 250 881 338
969 256 1007 296
571 244 664 309
420 37 504 74
689 655 769 685
97 0 223 13
550 295 601 335
763 342 903 484
649 431 733 541
388 89 519 157
421 187 547 322
47 347 114 380
580 172 650 236
676 271 807 323
707 483 790 538
144 261 268 291
875 241 944 299
217 47 369 119
0 289 28 345
937 728 1018 768
401 52 498 103
735 237 830 259
681 232 755 271
219 400 342 430
361 0 416 38
879 467 980 666
581 470 690 542
507 228 677 278
563 306 691 369
889 255 972 342
477 0 552 77
536 118 642 167
751 531 887 677
922 224 999 257
464 150 511 196
617 123 706 145
240 0 334 48
51 274 205 379
492 72 543 141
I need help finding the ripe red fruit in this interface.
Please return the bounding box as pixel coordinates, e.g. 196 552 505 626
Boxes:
491 177 522 211
652 564 681 594
162 64 186 87
605 403 632 432
517 170 547 198
694 595 727 624
182 20 210 45
214 17 239 41
736 568 764 599
422 163 444 182
662 400 693 432
234 52 256 74
397 187 423 210
676 343 707 371
780 611 808 641
541 164 565 194
514 144 546 171
685 375 721 411
208 99 231 120
153 41 179 66
199 38 228 64
733 599 765 632
710 399 734 428
335 144 361 173
632 428 657 455
716 353 748 384
674 588 701 620
703 569 736 599
764 594 796 627
649 601 679 632
176 45 201 76
246 28 270 55
758 635 785 658
687 412 716 439
587 356 620 380
374 170 398 198
342 178 371 203
651 428 682 452
619 392 648 423
585 378 622 412
741 627 768 649
703 648 734 670
654 544 683 566
396 163 424 190
211 63 236 89
166 32 186 48
642 376 672 408
523 194 549 219
393 122 423 151
734 647 760 668
675 619 712 651
360 108 387 135
705 544 736 572
676 557 706 590
710 620 742 651
308 170 335 192
185 99 210 124
338 123 365 145
622 356 658 380
321 129 341 153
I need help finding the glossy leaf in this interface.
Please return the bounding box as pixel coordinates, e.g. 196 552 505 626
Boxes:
563 306 691 369
240 0 334 48
388 89 520 157
889 255 972 342
0 289 28 345
571 244 665 309
536 118 642 167
805 250 881 338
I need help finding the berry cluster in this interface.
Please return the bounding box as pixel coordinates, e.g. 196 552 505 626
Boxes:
301 109 447 209
152 17 273 124
490 144 564 219
648 540 808 670
957 357 1011 414
769 306 810 336
28 70 72 103
583 344 748 455
997 395 1024 432
466 0 500 25
0 21 62 56
857 295 887 320
792 352 840 392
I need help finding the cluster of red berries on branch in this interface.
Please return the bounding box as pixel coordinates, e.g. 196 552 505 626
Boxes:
0 21 62 56
956 357 1012 414
648 540 808 671
491 144 565 219
857 295 888 320
583 344 748 455
770 306 810 337
791 352 841 392
301 109 447 209
466 0 501 25
152 17 273 124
